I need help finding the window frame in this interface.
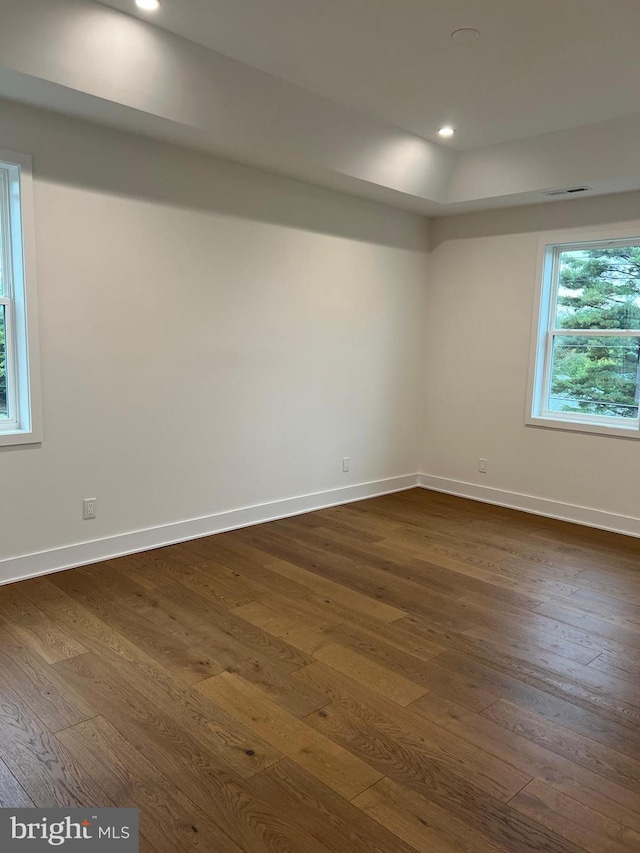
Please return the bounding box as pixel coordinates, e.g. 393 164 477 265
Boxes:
0 150 41 447
526 227 640 440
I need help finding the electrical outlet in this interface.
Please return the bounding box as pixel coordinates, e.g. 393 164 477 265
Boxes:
478 459 488 474
342 457 350 473
83 498 97 520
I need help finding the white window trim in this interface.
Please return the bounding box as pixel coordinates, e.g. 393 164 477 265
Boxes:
0 149 42 447
526 225 640 440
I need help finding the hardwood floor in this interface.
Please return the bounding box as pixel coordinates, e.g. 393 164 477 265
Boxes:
0 488 639 852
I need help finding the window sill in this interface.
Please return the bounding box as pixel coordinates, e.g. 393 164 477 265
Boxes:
0 427 42 447
526 414 640 439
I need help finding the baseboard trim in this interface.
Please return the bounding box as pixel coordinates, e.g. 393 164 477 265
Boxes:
0 474 419 586
418 474 640 539
5 472 637 587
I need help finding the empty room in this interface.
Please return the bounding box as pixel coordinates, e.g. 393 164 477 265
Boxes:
1 1 639 851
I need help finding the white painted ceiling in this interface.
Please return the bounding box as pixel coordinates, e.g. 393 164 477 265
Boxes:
100 0 640 150
3 0 640 214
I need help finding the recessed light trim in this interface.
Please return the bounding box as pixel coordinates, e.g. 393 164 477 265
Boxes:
136 0 160 11
438 126 455 138
451 28 480 42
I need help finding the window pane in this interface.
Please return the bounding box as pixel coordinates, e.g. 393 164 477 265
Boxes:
555 247 640 330
0 219 4 296
0 170 7 298
0 304 6 418
548 335 640 419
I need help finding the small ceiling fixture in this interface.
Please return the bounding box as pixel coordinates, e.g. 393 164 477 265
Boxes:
451 28 480 42
438 126 455 138
136 0 160 11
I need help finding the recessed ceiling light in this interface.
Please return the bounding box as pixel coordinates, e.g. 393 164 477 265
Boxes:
438 126 455 138
451 28 480 42
136 0 160 11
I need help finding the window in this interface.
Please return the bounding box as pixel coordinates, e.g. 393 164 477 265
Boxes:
528 231 640 438
0 151 41 446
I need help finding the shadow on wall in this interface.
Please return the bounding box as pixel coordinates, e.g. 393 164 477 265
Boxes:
0 97 429 252
431 189 640 247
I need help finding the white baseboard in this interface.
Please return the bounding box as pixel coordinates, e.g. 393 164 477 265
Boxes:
4 472 637 587
418 474 640 539
0 474 419 586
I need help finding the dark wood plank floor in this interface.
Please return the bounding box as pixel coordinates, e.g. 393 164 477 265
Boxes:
1 488 639 852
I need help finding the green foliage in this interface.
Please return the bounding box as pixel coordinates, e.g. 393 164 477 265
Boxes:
550 247 640 418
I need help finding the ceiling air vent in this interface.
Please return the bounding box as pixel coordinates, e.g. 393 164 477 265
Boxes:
543 186 591 197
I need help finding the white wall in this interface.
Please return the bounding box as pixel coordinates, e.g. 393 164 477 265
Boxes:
0 99 428 566
6 95 640 574
422 192 640 532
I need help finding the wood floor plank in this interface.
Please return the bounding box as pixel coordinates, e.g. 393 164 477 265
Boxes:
353 776 503 853
462 622 599 666
482 699 640 795
318 621 447 691
263 557 407 622
399 658 502 713
426 650 640 751
274 518 543 614
0 583 87 663
97 554 164 589
150 552 257 610
589 652 640 685
49 570 222 684
54 675 333 853
196 671 383 799
534 601 640 647
395 602 626 673
57 715 244 853
232 601 330 655
0 623 95 732
19 576 211 682
247 758 419 853
296 660 531 803
461 596 640 666
189 620 327 717
318 503 406 536
564 587 640 631
109 647 284 778
571 572 640 606
116 574 316 671
175 542 307 608
153 582 316 670
81 565 211 647
53 648 283 781
0 671 109 807
510 779 640 853
0 756 34 808
240 590 341 633
299 524 504 602
178 536 312 599
237 528 442 620
1 487 638 853
312 642 428 706
404 629 640 733
350 725 595 851
412 693 640 834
